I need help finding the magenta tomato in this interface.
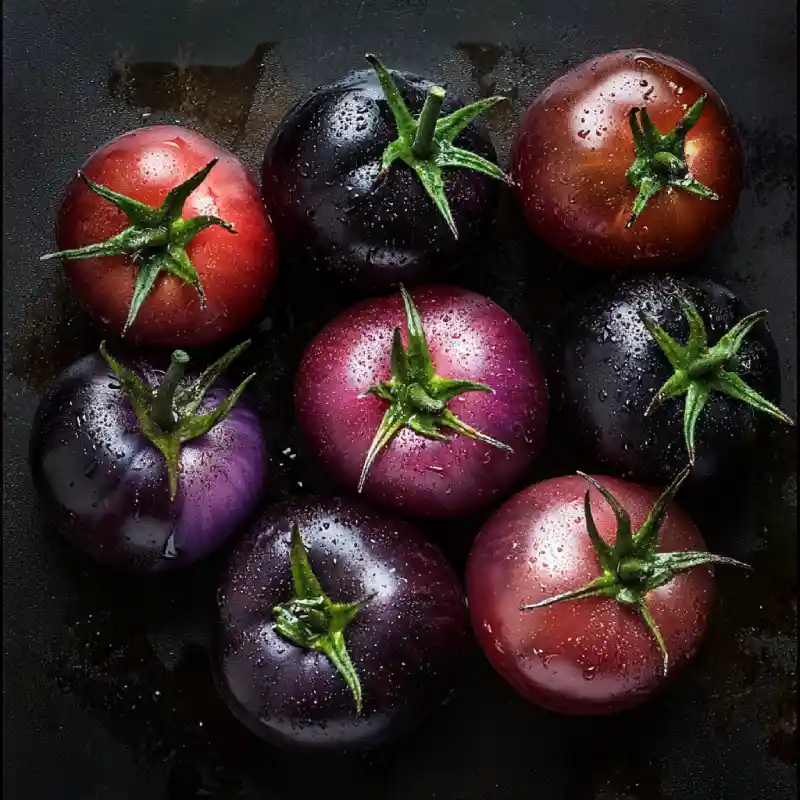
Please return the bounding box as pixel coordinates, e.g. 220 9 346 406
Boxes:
466 468 747 715
45 125 277 348
295 285 548 519
510 49 743 269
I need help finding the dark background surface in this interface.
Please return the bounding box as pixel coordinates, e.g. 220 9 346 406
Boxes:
2 1 797 798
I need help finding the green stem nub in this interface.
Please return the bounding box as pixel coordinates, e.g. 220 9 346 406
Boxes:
99 339 255 500
639 293 795 464
625 94 718 228
364 53 509 239
358 284 512 493
153 350 190 431
272 524 371 714
520 469 751 677
412 86 447 158
42 160 235 335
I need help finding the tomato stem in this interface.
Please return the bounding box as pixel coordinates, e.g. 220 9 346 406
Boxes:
272 524 373 714
639 294 795 463
625 95 718 227
152 350 190 432
364 53 509 239
41 160 236 336
520 468 751 676
412 86 446 158
358 285 511 493
99 339 254 500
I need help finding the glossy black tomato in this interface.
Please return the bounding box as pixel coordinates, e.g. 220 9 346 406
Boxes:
262 54 506 290
212 496 469 752
548 274 794 487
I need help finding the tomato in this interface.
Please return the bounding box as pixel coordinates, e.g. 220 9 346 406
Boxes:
548 274 792 488
510 49 743 269
262 55 504 290
295 285 548 519
465 469 748 715
45 125 277 348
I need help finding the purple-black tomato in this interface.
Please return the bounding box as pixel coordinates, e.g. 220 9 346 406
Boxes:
262 54 507 289
212 496 469 751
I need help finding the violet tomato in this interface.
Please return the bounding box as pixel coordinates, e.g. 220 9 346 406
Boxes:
295 285 548 518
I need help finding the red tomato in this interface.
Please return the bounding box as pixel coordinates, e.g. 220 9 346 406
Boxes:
510 49 743 269
53 126 277 347
465 474 717 715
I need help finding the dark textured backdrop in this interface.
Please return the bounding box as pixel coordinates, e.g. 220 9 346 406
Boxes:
3 1 797 798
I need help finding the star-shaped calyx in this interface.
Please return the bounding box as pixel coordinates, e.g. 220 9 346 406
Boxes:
272 524 374 713
101 339 255 499
42 160 236 334
365 53 509 238
359 285 513 492
625 95 718 227
521 467 750 675
639 294 795 463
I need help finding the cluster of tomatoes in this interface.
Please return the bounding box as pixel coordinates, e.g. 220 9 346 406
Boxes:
29 49 793 752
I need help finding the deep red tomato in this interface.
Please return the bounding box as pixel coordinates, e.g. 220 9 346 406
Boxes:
466 470 745 715
48 125 277 347
510 49 743 269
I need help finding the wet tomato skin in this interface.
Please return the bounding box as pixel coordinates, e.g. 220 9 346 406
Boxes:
510 49 743 269
56 125 278 347
466 475 714 715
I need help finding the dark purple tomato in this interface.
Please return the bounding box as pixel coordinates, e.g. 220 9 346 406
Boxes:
262 54 507 290
466 469 747 715
549 274 793 487
295 285 548 519
212 496 469 751
29 341 266 572
511 49 743 269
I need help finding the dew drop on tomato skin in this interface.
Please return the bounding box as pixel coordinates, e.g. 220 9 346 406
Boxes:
466 474 716 715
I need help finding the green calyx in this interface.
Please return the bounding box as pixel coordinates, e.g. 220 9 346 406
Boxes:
625 94 718 228
359 284 513 493
639 294 795 463
520 467 751 676
365 53 509 238
42 160 236 335
272 524 373 714
100 339 255 499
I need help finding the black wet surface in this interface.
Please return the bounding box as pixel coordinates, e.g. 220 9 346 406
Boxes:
2 1 796 799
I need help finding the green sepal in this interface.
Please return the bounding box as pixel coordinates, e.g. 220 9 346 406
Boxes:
41 159 237 335
520 468 750 676
364 53 509 238
358 285 513 492
99 339 255 499
625 94 718 228
639 294 795 463
272 524 372 714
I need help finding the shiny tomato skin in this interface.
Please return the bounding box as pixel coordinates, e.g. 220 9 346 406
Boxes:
55 125 277 347
510 49 743 269
466 474 715 715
